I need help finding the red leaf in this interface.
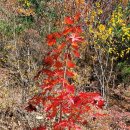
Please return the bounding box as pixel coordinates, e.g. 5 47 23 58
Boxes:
55 91 68 100
72 43 79 49
74 125 82 130
73 50 80 57
85 105 91 111
62 27 73 35
44 56 54 66
82 120 88 125
74 12 81 22
66 84 75 93
73 26 82 33
57 42 66 52
93 96 105 108
64 16 74 25
79 92 100 98
47 38 56 46
47 107 57 119
47 34 56 46
97 100 104 108
54 120 81 130
42 78 60 89
57 78 68 84
73 96 80 104
47 34 54 39
66 70 74 77
67 60 75 68
54 61 63 68
41 84 53 90
52 53 59 60
54 120 69 129
64 53 71 60
53 32 61 38
54 69 64 77
93 113 105 117
71 42 79 48
43 69 54 76
69 33 83 43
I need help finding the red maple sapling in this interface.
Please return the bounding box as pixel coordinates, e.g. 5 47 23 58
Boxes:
26 12 105 130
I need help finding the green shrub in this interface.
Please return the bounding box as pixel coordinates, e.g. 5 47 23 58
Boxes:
117 61 130 83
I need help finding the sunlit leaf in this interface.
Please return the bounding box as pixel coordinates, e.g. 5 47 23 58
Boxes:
74 13 81 22
47 34 57 46
66 70 75 77
64 53 72 60
64 16 74 25
65 84 75 93
44 56 54 66
43 69 54 76
57 42 66 52
54 61 63 68
67 60 75 68
63 27 73 35
73 50 80 57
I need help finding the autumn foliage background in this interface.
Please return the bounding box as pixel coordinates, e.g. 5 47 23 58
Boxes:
0 0 130 130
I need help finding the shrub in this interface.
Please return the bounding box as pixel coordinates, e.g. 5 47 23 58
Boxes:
26 13 105 130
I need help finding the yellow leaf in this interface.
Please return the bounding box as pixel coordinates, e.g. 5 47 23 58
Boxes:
75 0 85 4
98 24 105 32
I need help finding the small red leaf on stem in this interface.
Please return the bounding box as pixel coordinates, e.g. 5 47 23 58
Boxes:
67 60 75 68
57 42 66 52
52 53 59 60
73 50 80 57
73 26 82 33
74 12 81 22
63 27 73 35
47 34 54 39
47 34 56 46
54 69 64 77
64 53 71 60
54 61 63 68
69 33 83 43
66 84 75 93
43 69 54 76
71 42 79 48
53 32 61 38
66 70 75 77
47 39 56 46
44 56 54 66
64 16 74 25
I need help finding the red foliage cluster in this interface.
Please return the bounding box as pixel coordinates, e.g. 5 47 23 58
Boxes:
26 13 105 130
